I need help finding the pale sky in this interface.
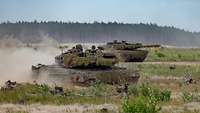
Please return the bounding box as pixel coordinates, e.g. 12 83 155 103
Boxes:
0 0 200 32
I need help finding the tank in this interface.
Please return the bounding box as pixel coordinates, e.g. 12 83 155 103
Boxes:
101 40 160 62
55 44 118 69
32 44 140 86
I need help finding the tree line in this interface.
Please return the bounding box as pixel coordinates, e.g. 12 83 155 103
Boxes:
0 21 199 47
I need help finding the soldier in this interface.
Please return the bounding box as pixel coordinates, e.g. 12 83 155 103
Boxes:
113 40 118 44
75 44 84 56
68 46 75 53
96 47 104 57
76 44 83 53
90 45 97 55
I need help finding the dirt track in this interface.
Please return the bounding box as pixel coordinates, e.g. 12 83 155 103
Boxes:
0 104 118 113
1 102 200 113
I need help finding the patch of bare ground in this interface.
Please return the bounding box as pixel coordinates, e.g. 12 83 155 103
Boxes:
0 104 118 113
160 102 200 113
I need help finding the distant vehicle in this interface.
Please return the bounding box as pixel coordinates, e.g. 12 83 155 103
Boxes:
101 40 160 62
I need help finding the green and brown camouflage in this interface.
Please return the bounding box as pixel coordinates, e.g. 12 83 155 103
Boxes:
102 40 160 62
55 44 118 69
54 44 140 85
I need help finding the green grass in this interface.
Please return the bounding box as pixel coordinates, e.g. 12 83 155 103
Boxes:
145 48 200 61
1 82 199 113
0 82 171 105
136 64 200 78
5 110 28 113
0 83 118 105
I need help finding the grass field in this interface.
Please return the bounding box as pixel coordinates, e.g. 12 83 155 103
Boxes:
0 83 173 112
137 64 200 78
0 83 120 105
145 48 200 62
1 78 200 113
1 47 200 113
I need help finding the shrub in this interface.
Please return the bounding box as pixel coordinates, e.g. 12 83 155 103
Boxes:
182 92 194 102
160 90 171 102
178 54 182 58
122 96 161 113
37 84 51 94
140 84 171 102
182 92 200 103
156 52 165 58
122 85 171 113
89 81 104 96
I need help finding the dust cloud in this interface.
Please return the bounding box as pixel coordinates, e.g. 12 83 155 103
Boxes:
0 36 105 86
0 36 60 85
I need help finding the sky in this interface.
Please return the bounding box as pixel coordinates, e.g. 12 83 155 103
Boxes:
0 0 200 32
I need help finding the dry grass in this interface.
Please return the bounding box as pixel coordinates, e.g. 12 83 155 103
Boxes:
0 104 118 113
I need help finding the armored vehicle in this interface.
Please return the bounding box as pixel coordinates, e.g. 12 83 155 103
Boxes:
32 44 140 86
55 44 139 85
102 40 160 62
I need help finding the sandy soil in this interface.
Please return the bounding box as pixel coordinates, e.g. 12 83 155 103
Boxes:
0 102 200 113
161 102 200 113
0 104 118 113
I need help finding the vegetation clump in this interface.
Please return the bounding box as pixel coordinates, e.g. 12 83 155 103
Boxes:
182 92 200 103
122 84 171 113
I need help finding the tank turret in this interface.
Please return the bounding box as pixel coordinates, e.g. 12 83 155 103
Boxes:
103 40 160 62
107 40 160 50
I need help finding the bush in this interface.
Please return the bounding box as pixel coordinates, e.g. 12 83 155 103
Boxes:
122 96 161 113
156 52 165 58
89 81 104 96
140 84 171 102
178 54 182 58
122 85 171 113
160 90 171 102
182 92 194 102
182 92 200 103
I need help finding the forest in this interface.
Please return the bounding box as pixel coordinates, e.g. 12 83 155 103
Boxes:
0 21 200 47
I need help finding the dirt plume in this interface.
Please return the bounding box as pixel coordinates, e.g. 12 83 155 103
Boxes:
0 37 60 85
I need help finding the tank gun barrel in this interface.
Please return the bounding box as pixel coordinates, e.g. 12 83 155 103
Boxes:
127 44 161 50
141 44 161 48
112 44 160 50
